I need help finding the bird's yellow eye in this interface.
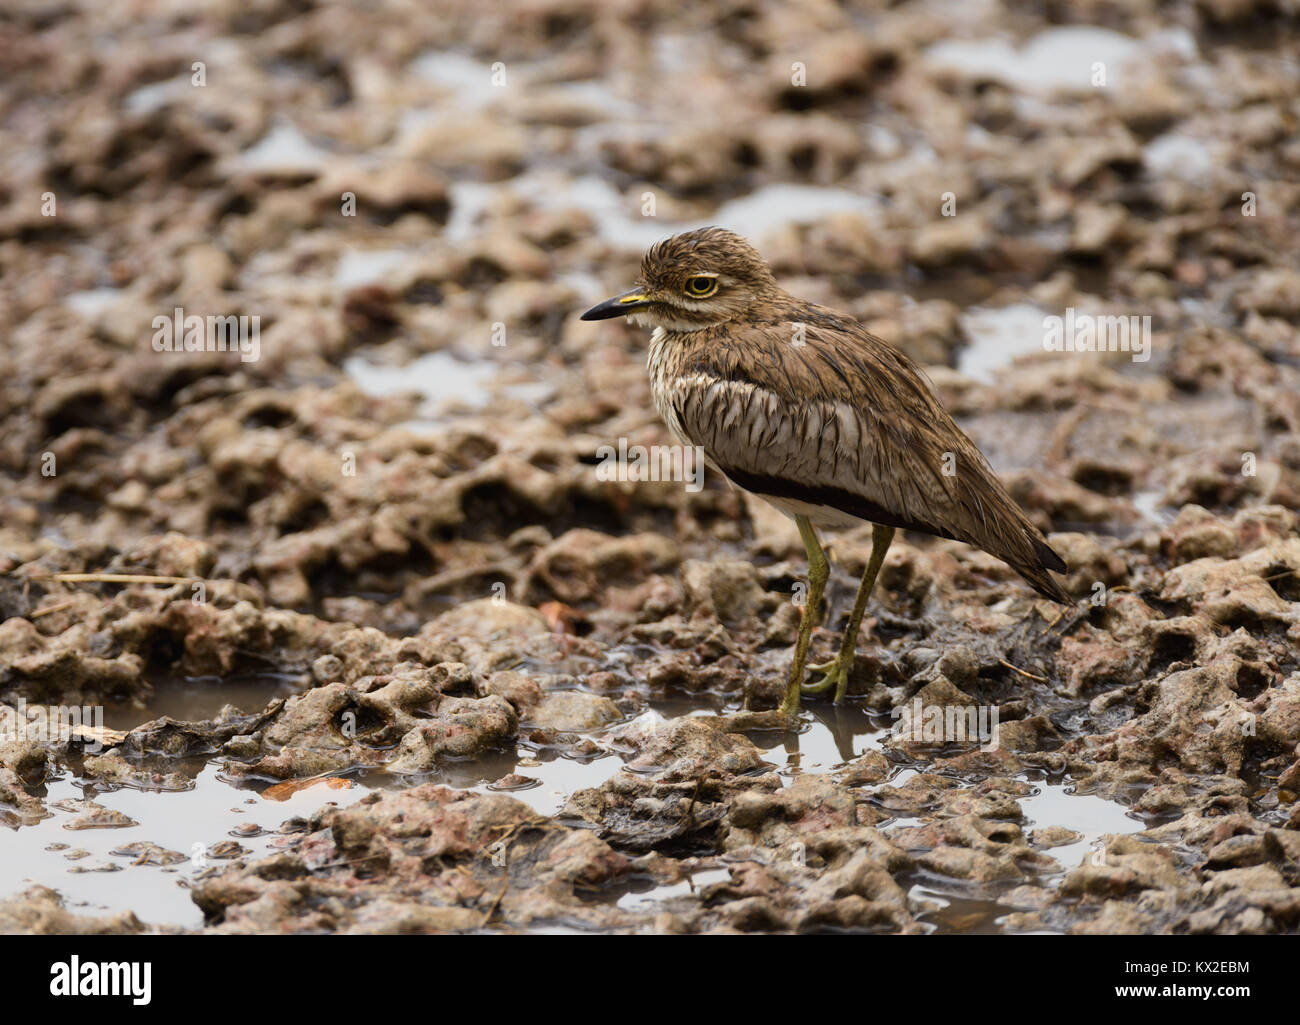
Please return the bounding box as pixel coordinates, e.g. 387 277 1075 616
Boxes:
684 275 718 298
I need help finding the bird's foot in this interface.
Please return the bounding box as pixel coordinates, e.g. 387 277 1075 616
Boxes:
801 654 852 702
777 690 802 717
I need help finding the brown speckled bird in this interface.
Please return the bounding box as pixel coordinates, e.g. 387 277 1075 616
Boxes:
581 227 1068 715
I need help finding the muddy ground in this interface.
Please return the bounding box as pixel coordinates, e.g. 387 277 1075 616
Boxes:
2 0 1300 934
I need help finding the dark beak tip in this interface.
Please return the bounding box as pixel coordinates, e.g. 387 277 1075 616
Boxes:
579 290 649 322
578 302 626 322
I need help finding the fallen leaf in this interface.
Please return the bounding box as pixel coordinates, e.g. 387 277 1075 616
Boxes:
539 600 583 634
262 776 353 802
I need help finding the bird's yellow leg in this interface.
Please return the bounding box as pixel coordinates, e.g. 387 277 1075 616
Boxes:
803 524 895 703
779 515 828 716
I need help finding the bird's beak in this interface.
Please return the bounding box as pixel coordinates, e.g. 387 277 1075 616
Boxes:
579 288 652 321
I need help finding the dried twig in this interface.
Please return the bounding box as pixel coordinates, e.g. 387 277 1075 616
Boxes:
30 600 76 618
999 658 1048 683
45 572 197 585
481 875 509 928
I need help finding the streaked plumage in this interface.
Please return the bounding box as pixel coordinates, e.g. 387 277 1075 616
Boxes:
581 227 1068 713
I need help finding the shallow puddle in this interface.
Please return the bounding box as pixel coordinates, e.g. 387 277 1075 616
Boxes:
911 889 1027 935
923 26 1192 94
1018 779 1146 868
102 673 303 731
4 679 1149 932
231 120 334 175
957 303 1051 383
445 172 884 252
4 762 372 930
344 351 554 422
614 867 733 914
889 767 1149 934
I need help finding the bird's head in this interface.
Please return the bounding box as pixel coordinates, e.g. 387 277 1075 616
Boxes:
580 227 777 332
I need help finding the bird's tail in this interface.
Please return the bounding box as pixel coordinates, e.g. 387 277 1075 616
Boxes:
1010 533 1070 604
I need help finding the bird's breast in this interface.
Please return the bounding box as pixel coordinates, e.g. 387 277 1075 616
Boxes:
646 327 696 448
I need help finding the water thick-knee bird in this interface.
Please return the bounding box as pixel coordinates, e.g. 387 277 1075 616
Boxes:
581 227 1069 715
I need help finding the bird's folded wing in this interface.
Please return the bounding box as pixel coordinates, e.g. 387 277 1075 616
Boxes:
668 371 965 540
661 316 1057 579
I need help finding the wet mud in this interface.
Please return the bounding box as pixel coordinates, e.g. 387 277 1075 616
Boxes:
2 0 1300 933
